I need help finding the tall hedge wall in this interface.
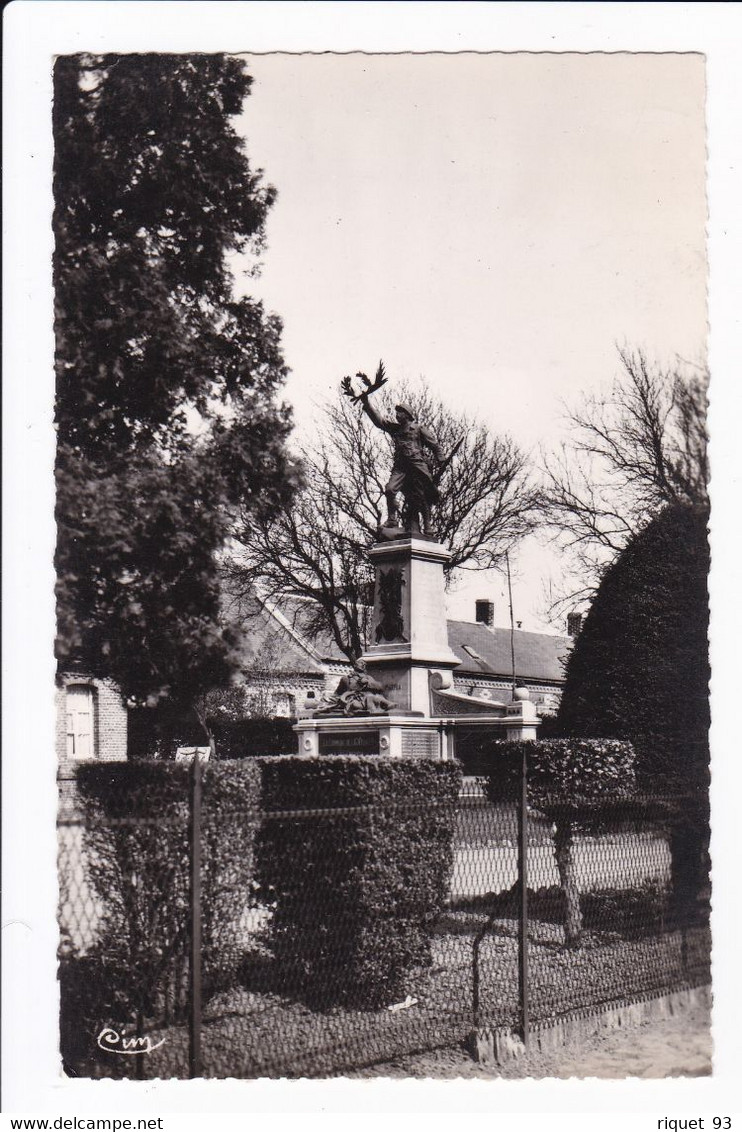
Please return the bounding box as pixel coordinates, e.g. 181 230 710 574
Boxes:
256 756 462 1009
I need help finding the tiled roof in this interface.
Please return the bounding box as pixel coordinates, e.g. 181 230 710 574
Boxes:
267 595 349 663
447 620 571 683
223 582 571 685
221 589 330 675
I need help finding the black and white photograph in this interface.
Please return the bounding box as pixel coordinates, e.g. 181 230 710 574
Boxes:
4 0 741 1120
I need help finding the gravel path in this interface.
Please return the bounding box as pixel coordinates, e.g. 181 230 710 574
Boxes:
349 998 712 1079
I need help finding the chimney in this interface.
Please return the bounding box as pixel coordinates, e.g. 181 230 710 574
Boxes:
475 599 494 628
567 612 583 638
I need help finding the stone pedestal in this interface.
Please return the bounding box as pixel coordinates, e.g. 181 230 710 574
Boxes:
504 695 540 741
293 695 539 762
362 536 461 716
293 534 541 760
294 714 453 760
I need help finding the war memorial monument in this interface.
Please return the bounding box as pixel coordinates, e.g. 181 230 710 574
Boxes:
294 365 540 760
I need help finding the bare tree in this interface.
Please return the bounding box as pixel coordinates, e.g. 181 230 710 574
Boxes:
540 347 708 620
230 381 539 659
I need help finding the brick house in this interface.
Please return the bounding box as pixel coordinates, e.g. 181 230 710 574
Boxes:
56 670 128 768
56 670 128 873
222 589 350 719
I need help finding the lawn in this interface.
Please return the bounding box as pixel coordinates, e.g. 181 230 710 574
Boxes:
87 912 710 1080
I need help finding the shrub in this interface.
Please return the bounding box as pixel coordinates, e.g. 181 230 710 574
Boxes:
256 756 461 1010
58 951 124 1077
535 712 564 740
208 716 297 758
66 761 260 1062
581 880 670 937
127 709 297 760
484 738 636 806
450 880 669 938
126 704 208 760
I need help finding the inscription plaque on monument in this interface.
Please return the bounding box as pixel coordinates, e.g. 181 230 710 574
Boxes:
318 730 380 755
401 729 438 759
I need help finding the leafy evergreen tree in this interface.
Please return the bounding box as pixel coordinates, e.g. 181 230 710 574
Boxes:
557 501 710 919
54 54 299 706
557 501 710 792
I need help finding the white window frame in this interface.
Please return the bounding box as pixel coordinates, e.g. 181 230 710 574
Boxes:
65 683 96 760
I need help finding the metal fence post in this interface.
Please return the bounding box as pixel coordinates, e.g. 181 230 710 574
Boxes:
517 745 529 1048
189 754 203 1078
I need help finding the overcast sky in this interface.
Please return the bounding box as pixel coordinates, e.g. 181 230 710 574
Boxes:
234 52 707 631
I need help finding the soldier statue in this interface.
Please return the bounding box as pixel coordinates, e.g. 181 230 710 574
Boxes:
342 363 444 536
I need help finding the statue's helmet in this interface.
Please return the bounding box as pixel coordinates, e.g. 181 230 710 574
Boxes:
395 402 414 420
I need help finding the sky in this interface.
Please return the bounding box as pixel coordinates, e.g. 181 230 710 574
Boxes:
231 51 708 631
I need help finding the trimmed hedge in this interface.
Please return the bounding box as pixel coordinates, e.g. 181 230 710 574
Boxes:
256 756 461 1009
64 760 260 1058
209 716 297 759
127 709 297 760
451 879 669 938
485 738 636 807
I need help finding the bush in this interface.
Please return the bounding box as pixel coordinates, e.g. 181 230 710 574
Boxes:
58 951 124 1077
484 738 636 807
581 880 670 936
67 760 260 1061
127 709 297 760
534 712 564 740
208 716 297 758
126 704 209 759
256 756 461 1009
450 880 669 938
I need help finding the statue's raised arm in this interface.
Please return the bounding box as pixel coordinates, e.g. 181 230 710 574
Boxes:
360 390 393 433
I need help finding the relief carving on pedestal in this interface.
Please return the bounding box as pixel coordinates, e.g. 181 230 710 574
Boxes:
375 567 407 643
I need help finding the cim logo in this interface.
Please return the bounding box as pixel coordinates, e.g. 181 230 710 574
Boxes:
97 1027 165 1056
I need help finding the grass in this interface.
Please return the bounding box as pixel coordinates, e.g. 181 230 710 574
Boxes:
85 914 710 1080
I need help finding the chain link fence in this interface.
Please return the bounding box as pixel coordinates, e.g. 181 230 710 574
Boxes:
58 764 710 1079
